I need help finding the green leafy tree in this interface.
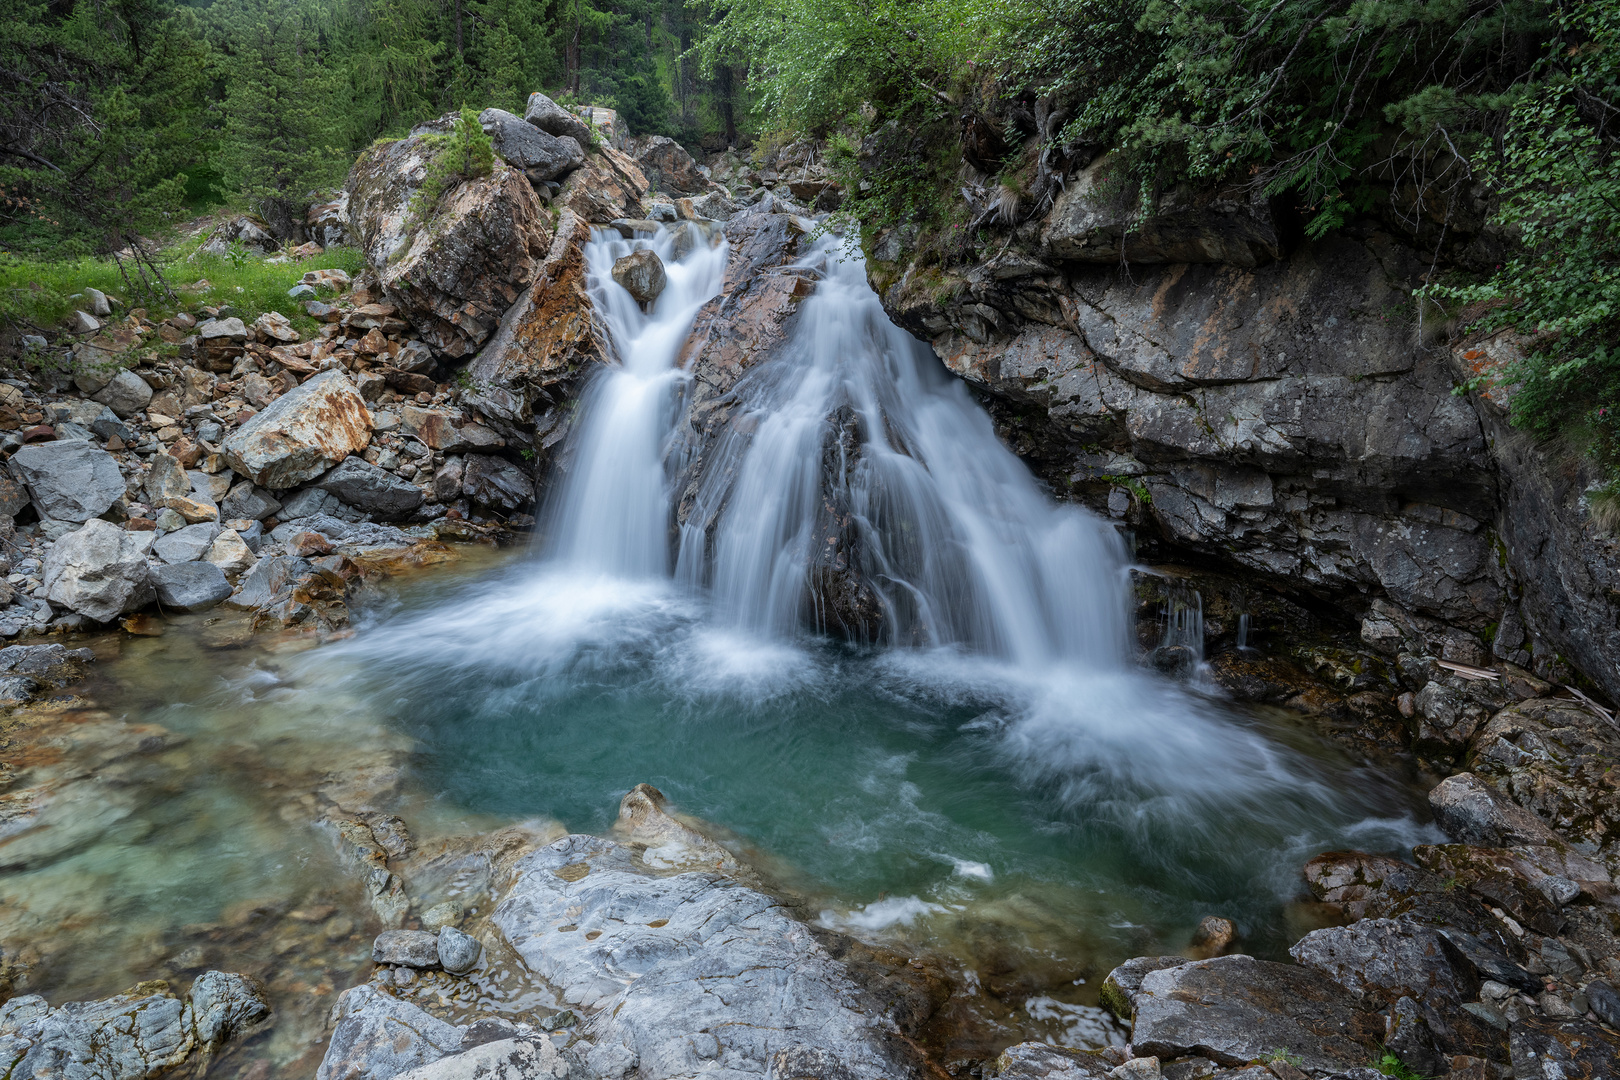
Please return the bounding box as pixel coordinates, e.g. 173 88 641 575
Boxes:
1437 0 1620 478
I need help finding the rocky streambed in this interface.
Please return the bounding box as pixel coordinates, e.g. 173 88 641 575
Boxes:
3 95 1620 1080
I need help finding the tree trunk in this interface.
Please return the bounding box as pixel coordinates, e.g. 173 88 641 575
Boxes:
454 0 463 57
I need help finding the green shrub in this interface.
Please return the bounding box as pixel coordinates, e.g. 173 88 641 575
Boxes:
1433 0 1620 480
405 106 496 234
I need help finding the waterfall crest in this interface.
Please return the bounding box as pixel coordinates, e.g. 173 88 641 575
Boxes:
549 227 1129 669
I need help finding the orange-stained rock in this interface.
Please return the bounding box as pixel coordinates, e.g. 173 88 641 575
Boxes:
222 370 372 490
557 145 648 224
464 209 608 422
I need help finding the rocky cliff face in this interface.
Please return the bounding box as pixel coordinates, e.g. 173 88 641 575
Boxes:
869 190 1618 699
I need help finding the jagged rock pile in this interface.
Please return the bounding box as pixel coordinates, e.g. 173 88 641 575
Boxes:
1092 688 1620 1080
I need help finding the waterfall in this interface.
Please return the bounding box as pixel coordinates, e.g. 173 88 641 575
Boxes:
681 239 1127 665
313 217 1436 927
543 227 728 575
545 227 1129 669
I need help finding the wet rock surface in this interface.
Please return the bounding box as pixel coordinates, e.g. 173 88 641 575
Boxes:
1 971 269 1080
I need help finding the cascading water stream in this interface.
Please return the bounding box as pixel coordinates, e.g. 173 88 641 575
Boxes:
544 227 728 575
672 236 1127 665
298 218 1434 973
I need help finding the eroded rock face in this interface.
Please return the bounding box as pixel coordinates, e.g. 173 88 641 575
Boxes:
465 210 608 422
346 131 551 357
1467 697 1620 863
1453 329 1620 700
1042 154 1285 267
879 235 1502 632
223 370 372 490
669 202 811 535
1 971 268 1080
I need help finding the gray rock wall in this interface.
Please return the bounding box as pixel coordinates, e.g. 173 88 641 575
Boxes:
872 216 1620 696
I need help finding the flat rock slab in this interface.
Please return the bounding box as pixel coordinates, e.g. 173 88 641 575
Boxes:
1130 955 1382 1072
493 832 913 1080
373 929 439 967
9 439 125 523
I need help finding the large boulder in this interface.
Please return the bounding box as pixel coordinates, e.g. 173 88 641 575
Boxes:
611 248 666 305
8 439 126 523
1127 955 1382 1072
479 108 584 183
628 135 711 195
90 369 153 419
346 127 551 357
43 519 155 621
313 456 425 520
555 144 649 225
523 91 594 146
222 370 372 490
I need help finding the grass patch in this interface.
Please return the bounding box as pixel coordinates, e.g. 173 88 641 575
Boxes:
1 241 367 336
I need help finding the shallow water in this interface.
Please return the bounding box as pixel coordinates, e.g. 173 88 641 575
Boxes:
0 221 1444 1070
